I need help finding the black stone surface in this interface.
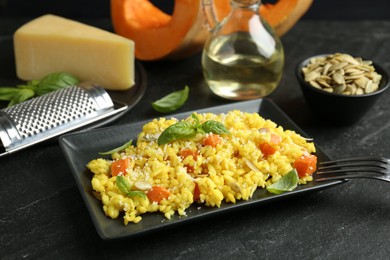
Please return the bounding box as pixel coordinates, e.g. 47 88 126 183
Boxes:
1 18 390 259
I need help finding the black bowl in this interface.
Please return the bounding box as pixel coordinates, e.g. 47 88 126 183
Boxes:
296 54 389 125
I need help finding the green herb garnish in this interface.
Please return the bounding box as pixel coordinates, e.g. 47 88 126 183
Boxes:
152 86 189 113
0 72 80 107
266 169 299 194
116 176 147 199
8 88 35 107
157 121 198 145
34 72 80 96
99 139 133 155
201 120 231 135
157 113 230 145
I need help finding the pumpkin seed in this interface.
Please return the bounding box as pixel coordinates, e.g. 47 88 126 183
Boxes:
372 83 379 92
318 79 332 88
333 84 346 94
309 81 322 89
356 88 364 95
332 71 345 84
340 54 360 65
323 87 333 93
365 80 373 93
322 63 332 75
354 77 368 88
329 61 348 71
304 71 321 81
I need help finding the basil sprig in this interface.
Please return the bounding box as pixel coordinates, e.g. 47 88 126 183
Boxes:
34 72 80 96
0 72 79 107
152 86 189 113
116 176 147 199
266 169 299 194
157 113 230 145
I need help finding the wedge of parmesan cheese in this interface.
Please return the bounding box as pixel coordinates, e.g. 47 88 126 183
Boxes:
14 14 135 90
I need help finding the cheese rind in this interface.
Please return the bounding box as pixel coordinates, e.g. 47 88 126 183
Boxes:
14 14 135 90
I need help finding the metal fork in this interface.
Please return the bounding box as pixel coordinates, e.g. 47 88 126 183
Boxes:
316 156 390 183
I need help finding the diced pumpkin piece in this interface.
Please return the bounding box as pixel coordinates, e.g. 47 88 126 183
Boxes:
111 158 130 176
293 154 317 177
147 186 170 203
202 134 222 148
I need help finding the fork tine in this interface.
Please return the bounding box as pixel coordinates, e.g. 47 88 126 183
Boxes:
319 161 387 169
317 167 387 175
318 162 388 175
320 156 389 165
316 173 380 182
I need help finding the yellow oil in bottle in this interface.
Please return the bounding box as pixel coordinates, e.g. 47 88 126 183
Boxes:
202 32 284 100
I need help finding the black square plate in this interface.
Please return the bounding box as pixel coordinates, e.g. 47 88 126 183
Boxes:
59 98 343 240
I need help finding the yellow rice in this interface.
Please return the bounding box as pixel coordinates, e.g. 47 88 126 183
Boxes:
87 110 316 224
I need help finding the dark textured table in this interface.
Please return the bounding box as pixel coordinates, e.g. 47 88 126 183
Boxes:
1 19 390 259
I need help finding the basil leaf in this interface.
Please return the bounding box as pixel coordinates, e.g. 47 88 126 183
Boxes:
191 113 200 125
201 120 230 135
0 87 20 101
25 79 40 88
116 176 132 194
127 190 147 200
191 113 204 133
35 72 80 96
152 86 189 113
17 88 35 103
266 169 299 194
6 88 35 107
8 93 20 107
157 121 197 145
99 139 133 155
116 176 147 199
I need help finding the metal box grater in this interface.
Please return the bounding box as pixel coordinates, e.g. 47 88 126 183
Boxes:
0 83 127 157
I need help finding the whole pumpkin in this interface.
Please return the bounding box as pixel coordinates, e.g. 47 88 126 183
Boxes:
111 0 312 61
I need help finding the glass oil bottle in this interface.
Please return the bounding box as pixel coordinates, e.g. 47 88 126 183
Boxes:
202 0 284 100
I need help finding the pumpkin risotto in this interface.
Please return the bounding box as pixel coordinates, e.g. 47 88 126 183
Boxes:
87 110 317 224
